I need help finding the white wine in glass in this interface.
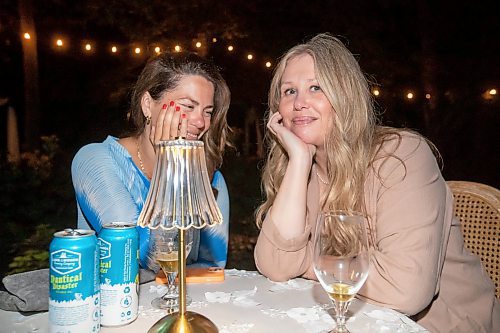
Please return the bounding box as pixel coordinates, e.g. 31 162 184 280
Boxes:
151 230 193 310
313 211 370 333
157 250 179 276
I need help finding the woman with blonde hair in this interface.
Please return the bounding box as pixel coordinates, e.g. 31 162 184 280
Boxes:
254 33 498 332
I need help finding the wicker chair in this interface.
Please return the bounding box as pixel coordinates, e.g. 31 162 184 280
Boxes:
447 181 500 298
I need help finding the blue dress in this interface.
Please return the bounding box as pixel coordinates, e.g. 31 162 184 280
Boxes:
71 136 230 269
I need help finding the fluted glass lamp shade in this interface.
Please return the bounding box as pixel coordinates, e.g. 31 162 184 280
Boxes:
138 139 221 333
138 140 222 230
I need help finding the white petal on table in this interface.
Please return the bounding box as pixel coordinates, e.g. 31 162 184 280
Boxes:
268 278 315 292
205 291 231 303
231 287 259 307
260 308 288 319
219 323 255 333
188 300 209 308
364 309 401 322
149 284 168 296
362 310 430 333
233 296 261 307
232 286 258 298
225 269 260 277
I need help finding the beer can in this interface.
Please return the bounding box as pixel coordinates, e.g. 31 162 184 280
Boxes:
98 222 139 326
49 228 100 333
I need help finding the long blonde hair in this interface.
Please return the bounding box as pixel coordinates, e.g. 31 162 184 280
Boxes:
256 33 396 227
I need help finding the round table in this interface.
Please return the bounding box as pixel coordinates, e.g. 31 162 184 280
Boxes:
1 269 429 333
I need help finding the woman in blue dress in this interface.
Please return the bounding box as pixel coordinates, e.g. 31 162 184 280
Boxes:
71 52 231 270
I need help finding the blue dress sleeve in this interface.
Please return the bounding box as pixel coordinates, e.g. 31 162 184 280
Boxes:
195 170 230 267
71 142 151 268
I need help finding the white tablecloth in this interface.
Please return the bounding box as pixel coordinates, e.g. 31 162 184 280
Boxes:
0 269 428 333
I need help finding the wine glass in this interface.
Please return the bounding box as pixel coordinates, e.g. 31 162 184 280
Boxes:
151 229 193 310
313 211 370 333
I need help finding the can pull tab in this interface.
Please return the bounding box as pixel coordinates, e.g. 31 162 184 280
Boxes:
64 228 84 236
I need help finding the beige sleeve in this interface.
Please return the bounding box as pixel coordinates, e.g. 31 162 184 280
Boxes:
358 134 450 316
254 212 315 281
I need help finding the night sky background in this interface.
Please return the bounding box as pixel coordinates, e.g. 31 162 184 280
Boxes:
3 0 498 184
0 0 498 275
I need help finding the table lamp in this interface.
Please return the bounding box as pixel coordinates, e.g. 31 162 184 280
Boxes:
138 139 222 333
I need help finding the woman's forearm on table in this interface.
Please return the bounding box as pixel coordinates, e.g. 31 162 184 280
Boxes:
254 213 312 281
267 160 310 240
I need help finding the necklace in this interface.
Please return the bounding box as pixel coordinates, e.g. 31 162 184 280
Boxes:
136 138 150 179
315 171 330 185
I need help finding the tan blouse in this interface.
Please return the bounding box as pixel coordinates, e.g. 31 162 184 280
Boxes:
254 132 499 332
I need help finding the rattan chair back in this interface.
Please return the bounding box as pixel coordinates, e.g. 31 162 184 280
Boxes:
447 181 500 298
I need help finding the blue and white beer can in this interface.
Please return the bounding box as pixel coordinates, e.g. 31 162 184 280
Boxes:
49 228 100 333
98 222 139 326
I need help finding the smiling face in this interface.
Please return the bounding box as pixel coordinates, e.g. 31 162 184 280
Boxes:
150 75 215 140
278 53 334 148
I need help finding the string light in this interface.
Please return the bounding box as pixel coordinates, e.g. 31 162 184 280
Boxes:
425 93 431 99
373 88 380 96
482 88 497 100
35 33 281 68
406 92 414 100
13 31 499 82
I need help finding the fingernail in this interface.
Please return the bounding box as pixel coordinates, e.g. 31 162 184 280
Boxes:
169 101 175 107
162 104 167 109
175 106 180 112
181 114 186 118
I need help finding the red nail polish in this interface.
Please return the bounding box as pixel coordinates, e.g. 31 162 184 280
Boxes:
169 101 175 107
162 104 167 109
181 114 187 118
175 106 180 112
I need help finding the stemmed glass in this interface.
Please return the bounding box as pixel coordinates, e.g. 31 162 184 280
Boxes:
151 229 193 310
313 211 370 333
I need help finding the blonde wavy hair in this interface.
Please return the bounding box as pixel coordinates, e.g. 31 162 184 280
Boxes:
256 33 403 228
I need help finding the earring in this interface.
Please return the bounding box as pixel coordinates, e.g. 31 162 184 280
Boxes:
145 116 151 125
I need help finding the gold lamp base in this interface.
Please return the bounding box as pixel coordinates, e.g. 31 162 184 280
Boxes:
148 311 219 333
